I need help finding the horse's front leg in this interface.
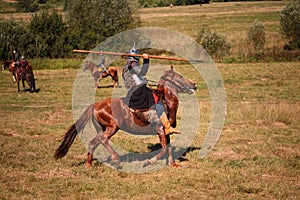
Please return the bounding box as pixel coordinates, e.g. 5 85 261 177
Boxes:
168 109 177 128
144 126 168 167
163 135 179 167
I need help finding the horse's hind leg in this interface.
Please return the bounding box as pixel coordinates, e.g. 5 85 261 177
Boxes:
87 117 104 167
32 76 36 92
87 128 120 168
22 79 26 90
29 75 35 93
17 81 20 92
87 134 101 168
99 127 120 163
87 117 120 167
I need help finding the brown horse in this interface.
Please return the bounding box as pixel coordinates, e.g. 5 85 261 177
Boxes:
1 60 13 71
83 61 119 88
54 66 196 168
8 60 36 93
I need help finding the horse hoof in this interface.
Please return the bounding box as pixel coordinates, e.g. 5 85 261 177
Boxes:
86 163 92 168
170 163 181 168
143 160 151 167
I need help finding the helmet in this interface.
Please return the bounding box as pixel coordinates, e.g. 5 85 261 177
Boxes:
13 50 16 54
127 45 139 62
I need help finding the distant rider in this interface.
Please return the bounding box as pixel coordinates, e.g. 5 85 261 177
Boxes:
97 55 108 74
12 50 20 81
12 50 20 68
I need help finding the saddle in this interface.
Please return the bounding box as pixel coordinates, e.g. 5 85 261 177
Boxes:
120 97 149 123
121 89 164 125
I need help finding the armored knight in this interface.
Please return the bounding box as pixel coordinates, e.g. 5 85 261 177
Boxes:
122 46 179 135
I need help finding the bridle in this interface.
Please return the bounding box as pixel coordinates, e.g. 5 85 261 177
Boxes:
161 71 194 93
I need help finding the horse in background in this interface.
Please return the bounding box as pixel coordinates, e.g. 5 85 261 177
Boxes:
8 60 36 93
1 60 12 71
83 57 119 88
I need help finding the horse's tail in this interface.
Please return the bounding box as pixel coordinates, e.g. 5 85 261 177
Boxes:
54 104 94 160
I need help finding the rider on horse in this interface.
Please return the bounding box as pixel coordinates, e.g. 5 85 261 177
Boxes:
12 50 20 68
12 50 20 81
122 45 179 135
97 55 109 74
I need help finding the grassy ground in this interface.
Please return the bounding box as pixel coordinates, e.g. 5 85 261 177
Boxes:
0 61 299 199
140 1 286 38
0 1 299 199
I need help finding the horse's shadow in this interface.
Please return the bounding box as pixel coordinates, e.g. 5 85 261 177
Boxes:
23 88 41 93
97 85 122 89
73 144 201 168
147 144 201 162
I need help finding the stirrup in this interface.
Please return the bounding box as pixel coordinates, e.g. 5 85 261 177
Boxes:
165 127 181 135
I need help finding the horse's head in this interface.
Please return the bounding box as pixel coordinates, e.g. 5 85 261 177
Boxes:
159 66 196 94
83 57 105 72
8 62 15 73
83 61 99 75
82 61 92 71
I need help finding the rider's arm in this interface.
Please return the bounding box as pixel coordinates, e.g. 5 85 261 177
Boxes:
139 54 149 76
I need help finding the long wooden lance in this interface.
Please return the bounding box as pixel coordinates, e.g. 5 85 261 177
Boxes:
73 49 202 62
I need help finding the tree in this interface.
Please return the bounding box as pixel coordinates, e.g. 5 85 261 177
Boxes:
16 0 39 12
28 9 66 58
247 20 266 51
0 20 27 60
196 25 231 59
280 1 300 49
66 0 139 50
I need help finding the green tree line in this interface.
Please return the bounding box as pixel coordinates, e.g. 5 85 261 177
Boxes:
0 0 139 60
1 0 299 61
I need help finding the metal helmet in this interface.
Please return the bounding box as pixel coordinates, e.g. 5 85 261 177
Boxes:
127 45 139 62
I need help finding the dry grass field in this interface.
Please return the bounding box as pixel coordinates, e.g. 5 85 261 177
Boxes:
0 61 299 199
0 1 299 199
140 1 292 60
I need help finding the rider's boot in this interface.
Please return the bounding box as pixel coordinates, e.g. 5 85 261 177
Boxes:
159 112 180 135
